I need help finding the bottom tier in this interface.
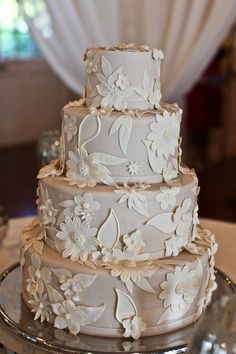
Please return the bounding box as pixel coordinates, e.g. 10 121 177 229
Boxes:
21 224 217 340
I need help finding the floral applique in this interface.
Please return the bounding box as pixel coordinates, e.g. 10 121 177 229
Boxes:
52 268 96 303
147 198 193 256
127 161 141 175
123 316 147 340
155 186 180 210
28 293 51 322
157 259 203 324
92 56 133 111
63 115 78 142
109 251 156 294
147 111 180 160
57 193 100 225
123 229 145 254
26 253 52 297
109 114 132 156
162 159 178 182
52 299 105 335
115 288 147 339
135 69 161 108
21 218 44 254
66 147 127 187
38 186 58 226
115 184 151 217
85 51 99 73
56 216 98 262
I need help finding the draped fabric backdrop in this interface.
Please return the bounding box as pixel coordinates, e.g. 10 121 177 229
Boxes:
19 0 236 103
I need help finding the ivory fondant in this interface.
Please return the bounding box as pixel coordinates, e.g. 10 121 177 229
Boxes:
20 44 217 340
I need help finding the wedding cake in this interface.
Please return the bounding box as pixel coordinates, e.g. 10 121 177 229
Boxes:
21 44 217 340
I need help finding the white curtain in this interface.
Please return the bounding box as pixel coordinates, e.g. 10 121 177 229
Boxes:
19 0 236 102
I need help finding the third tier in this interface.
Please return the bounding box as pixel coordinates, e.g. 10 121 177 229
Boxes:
36 170 199 261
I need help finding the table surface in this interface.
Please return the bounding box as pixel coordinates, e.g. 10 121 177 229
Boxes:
0 216 235 283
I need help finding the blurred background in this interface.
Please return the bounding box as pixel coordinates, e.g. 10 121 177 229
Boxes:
0 0 236 222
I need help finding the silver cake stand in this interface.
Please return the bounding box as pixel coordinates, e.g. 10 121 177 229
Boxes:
0 263 235 354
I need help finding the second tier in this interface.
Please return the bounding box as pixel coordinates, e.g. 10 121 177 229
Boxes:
36 170 199 261
61 103 182 185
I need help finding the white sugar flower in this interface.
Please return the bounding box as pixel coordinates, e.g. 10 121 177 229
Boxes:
58 193 100 225
26 254 52 296
56 216 98 262
115 184 150 217
127 161 141 175
155 186 180 210
147 111 180 159
123 315 147 340
109 250 154 294
28 293 50 322
109 251 151 280
66 147 112 188
159 264 200 311
38 199 57 226
64 115 78 142
86 51 99 73
38 188 57 226
96 67 133 111
60 275 84 302
162 160 178 182
59 272 96 302
52 299 84 335
74 193 100 222
174 199 192 238
123 230 145 254
164 198 193 257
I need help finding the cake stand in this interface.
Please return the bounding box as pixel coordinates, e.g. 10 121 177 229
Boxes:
0 263 235 354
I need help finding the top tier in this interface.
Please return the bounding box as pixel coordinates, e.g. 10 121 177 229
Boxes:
84 44 164 111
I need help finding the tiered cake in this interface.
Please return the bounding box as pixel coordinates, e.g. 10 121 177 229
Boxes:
21 44 217 340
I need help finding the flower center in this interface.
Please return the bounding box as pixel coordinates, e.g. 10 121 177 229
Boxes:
71 232 85 244
65 313 71 320
175 282 186 295
82 202 90 209
78 163 89 177
163 129 172 142
39 302 45 310
110 84 117 94
123 260 136 268
164 193 171 201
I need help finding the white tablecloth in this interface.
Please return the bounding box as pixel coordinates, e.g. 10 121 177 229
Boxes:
1 216 236 283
